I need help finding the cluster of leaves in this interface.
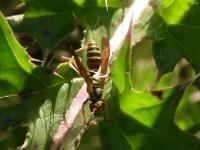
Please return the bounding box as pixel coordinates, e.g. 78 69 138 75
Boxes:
1 0 200 150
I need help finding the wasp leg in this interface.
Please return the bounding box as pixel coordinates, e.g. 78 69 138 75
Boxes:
81 99 89 124
90 75 110 87
57 55 72 62
74 111 95 149
104 77 111 85
90 77 101 84
75 46 87 53
58 55 83 76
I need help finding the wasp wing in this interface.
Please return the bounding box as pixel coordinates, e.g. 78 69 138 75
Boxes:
72 50 92 87
100 37 110 87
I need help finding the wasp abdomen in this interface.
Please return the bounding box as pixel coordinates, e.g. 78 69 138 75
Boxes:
87 41 101 73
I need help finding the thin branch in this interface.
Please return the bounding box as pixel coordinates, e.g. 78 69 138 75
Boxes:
52 0 151 148
109 0 151 61
51 83 88 149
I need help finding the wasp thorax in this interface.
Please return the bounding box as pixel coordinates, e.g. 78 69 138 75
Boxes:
90 100 105 115
93 87 102 99
88 40 97 46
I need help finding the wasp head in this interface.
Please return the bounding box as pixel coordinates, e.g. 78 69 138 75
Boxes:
90 100 105 115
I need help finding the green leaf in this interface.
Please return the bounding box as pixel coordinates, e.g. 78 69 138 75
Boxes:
151 4 200 75
0 71 83 149
157 0 193 24
111 37 132 93
0 12 84 149
0 12 34 95
169 24 200 72
0 12 64 97
109 85 200 150
101 34 200 149
175 85 200 133
14 0 130 51
25 78 84 149
130 39 158 90
149 13 182 75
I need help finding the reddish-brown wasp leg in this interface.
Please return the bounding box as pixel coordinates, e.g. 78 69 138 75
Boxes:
81 99 88 124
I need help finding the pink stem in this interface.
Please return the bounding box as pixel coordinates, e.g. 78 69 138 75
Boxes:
51 84 88 149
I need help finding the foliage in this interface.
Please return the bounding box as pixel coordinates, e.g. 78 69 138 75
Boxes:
1 0 200 150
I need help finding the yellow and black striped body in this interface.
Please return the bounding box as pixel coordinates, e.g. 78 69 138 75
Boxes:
87 40 101 75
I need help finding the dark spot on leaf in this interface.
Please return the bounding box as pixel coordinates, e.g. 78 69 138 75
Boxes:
33 143 39 150
0 116 12 132
150 90 163 100
5 116 12 124
42 29 50 37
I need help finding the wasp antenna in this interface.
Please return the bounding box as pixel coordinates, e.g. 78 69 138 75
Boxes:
73 111 95 149
47 56 55 67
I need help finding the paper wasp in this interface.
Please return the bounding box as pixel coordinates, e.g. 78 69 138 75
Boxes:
72 37 110 115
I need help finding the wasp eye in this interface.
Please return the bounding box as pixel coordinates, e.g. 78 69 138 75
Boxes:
94 87 102 99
